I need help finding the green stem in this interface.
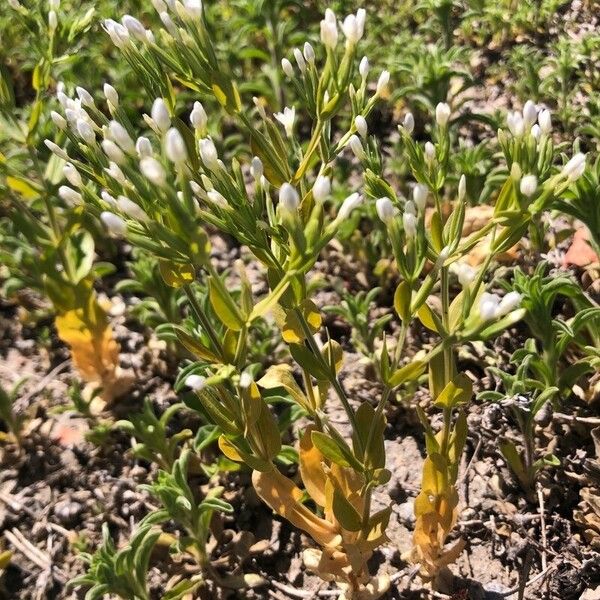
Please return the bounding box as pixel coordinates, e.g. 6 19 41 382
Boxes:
183 284 224 356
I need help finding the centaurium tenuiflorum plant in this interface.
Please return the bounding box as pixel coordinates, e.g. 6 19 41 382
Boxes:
46 2 594 596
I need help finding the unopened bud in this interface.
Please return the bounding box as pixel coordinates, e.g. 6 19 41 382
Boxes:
140 156 166 186
101 211 127 236
165 127 187 163
151 98 171 133
279 183 300 215
313 175 331 203
355 115 367 138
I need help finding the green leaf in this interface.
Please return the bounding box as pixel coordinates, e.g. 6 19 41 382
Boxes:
208 277 243 331
311 431 350 468
289 344 330 381
434 374 472 410
332 487 362 531
388 360 426 387
393 281 412 322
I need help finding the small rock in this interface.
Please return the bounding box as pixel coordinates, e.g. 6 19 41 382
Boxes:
396 500 415 525
54 499 82 524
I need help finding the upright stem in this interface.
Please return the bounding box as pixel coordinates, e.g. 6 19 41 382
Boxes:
183 284 224 356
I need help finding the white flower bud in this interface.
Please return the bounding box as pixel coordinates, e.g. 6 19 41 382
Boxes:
451 261 476 287
122 15 146 41
293 48 306 73
105 162 126 185
108 121 135 154
281 58 293 77
458 174 466 202
313 175 331 203
207 190 228 208
412 183 428 212
50 111 67 130
165 127 187 163
117 196 147 221
48 10 57 31
76 119 95 144
104 19 130 48
136 136 153 158
479 292 500 321
522 100 537 128
538 109 551 135
342 14 360 44
562 153 586 182
103 83 119 108
102 139 126 164
403 211 417 239
348 134 366 160
337 192 363 220
101 190 117 207
160 11 177 35
199 138 219 171
279 183 300 215
58 185 82 206
63 163 82 188
44 139 69 160
403 112 414 135
320 15 338 49
520 174 537 198
101 211 127 236
405 200 416 215
151 98 171 133
151 0 166 12
497 291 521 317
140 156 166 186
507 111 524 137
189 101 207 132
251 156 263 180
356 8 366 37
376 197 398 223
303 42 315 65
530 124 541 140
76 86 94 108
274 106 295 138
57 91 70 108
376 70 390 95
359 56 369 79
185 374 206 390
49 0 60 9
183 0 202 18
355 115 367 138
424 141 435 163
435 102 451 127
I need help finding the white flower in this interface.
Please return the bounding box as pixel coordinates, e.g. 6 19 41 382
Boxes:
530 124 541 140
76 119 95 144
293 48 306 73
402 112 415 135
117 196 148 221
479 292 500 321
199 138 219 171
136 136 153 158
356 8 366 37
497 291 521 316
279 183 300 215
424 141 435 163
520 174 537 198
359 56 369 79
49 0 60 8
151 98 171 133
435 102 451 127
185 374 206 390
76 86 94 108
458 174 466 202
281 58 294 78
405 200 416 215
451 262 476 287
189 101 207 131
108 121 135 154
274 106 295 138
538 109 551 135
140 156 166 186
50 111 67 130
105 162 126 185
376 197 398 223
121 15 146 41
522 100 537 128
160 11 177 35
507 111 524 137
58 185 82 206
403 212 417 239
562 153 586 182
103 83 119 108
303 42 315 65
354 115 367 138
44 140 69 160
239 372 253 389
165 127 187 163
151 0 166 12
48 10 57 31
412 183 428 212
207 190 228 208
101 211 127 236
102 139 126 164
348 134 366 160
182 0 202 18
251 156 263 180
337 192 363 220
342 14 360 45
57 90 70 108
376 70 390 95
63 163 82 188
320 10 338 49
313 175 331 203
104 19 130 48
